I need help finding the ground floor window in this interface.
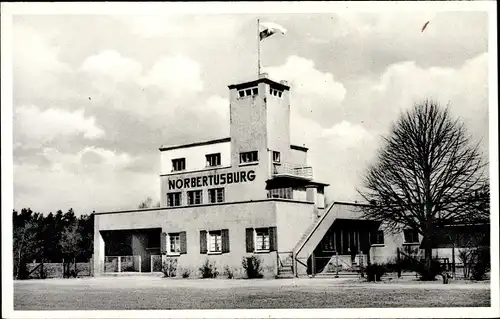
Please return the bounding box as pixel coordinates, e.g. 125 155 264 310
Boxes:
200 229 230 254
169 233 180 253
161 231 187 255
209 230 222 253
403 229 419 244
255 228 270 251
371 230 384 245
246 227 276 252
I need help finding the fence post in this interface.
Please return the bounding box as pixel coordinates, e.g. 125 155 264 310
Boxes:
335 251 339 278
397 247 401 278
118 256 121 273
151 256 153 273
311 252 316 277
138 255 142 273
452 244 456 278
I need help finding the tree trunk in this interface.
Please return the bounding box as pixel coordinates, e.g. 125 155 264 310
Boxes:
423 216 435 280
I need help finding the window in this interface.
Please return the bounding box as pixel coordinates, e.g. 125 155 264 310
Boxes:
208 188 224 203
167 192 182 207
200 229 230 254
267 188 293 199
371 230 384 245
172 158 186 172
246 227 277 252
240 151 258 164
272 151 281 163
209 230 222 253
161 231 186 255
187 190 203 205
255 228 270 251
238 87 259 98
270 87 283 98
206 153 221 167
169 233 180 253
403 229 419 244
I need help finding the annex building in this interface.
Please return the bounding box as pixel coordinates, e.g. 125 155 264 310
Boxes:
93 73 469 278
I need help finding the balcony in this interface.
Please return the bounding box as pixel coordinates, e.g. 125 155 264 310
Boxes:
272 163 313 180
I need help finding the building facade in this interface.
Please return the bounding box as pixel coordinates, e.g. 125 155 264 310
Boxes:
93 73 472 278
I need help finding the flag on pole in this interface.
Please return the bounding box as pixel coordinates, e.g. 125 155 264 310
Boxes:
259 22 287 41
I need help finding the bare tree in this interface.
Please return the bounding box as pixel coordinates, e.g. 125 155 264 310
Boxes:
358 100 489 280
138 197 160 208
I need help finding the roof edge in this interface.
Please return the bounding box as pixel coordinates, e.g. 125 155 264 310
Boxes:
159 137 231 152
290 144 308 152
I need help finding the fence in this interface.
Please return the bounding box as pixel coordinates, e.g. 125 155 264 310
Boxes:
104 255 142 273
26 261 92 279
313 252 367 276
150 255 163 272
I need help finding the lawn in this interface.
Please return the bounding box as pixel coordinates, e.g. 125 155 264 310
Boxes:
13 276 490 310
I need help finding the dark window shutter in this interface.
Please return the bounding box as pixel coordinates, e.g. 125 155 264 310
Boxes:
269 226 277 251
221 229 230 253
245 228 254 253
180 231 187 254
160 232 167 254
200 230 207 254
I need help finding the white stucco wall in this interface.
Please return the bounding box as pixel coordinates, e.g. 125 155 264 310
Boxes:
160 141 231 175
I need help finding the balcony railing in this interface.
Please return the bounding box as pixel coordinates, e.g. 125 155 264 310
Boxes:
273 163 313 180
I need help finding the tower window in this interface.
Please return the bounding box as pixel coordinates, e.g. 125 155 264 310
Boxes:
270 87 283 98
272 151 281 163
240 151 258 164
172 158 186 172
206 153 221 167
238 87 259 98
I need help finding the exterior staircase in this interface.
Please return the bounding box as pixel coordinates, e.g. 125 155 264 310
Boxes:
292 202 366 277
276 251 295 278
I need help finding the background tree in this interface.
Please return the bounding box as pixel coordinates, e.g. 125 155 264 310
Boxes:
138 197 160 208
358 100 489 280
13 208 95 279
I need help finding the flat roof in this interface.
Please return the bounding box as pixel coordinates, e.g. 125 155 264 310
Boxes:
93 198 314 215
159 137 231 152
228 77 290 91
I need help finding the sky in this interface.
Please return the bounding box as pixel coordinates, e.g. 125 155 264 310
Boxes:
6 4 493 215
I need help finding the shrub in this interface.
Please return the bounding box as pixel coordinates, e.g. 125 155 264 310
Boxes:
223 265 235 279
416 259 442 281
471 247 490 281
242 256 263 279
162 257 178 278
199 259 219 278
366 263 387 282
179 267 192 278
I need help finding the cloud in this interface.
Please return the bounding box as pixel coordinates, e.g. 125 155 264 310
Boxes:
81 50 143 84
117 15 240 39
140 54 204 98
264 56 346 127
14 105 105 145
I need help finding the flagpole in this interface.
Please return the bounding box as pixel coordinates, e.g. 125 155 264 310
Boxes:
257 18 261 77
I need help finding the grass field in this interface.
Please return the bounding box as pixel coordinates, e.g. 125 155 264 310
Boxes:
14 276 490 310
